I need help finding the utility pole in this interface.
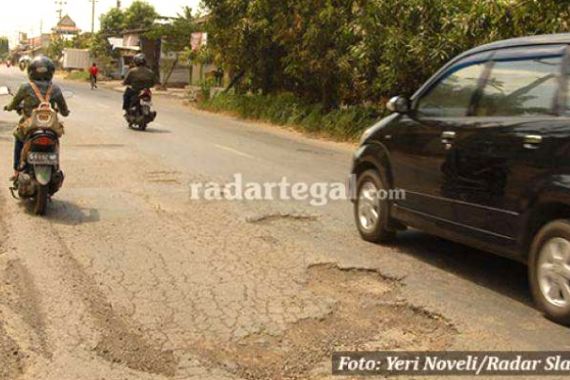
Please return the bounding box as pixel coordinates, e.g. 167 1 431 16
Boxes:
90 0 98 34
117 0 121 9
54 0 67 21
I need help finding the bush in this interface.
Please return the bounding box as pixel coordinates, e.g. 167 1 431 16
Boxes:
199 93 383 141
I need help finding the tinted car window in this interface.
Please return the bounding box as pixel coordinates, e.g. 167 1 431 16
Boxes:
476 56 562 117
417 62 486 117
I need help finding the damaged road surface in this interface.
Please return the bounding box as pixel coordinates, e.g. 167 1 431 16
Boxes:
0 66 569 379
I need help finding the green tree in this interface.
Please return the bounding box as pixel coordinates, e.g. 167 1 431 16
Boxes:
100 7 126 34
46 36 72 63
0 37 9 59
202 0 287 95
71 33 93 49
201 0 570 108
123 0 159 30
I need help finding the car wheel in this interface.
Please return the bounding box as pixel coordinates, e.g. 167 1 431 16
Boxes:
354 169 396 243
529 220 570 326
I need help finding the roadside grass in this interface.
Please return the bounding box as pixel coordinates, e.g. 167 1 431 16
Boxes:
198 93 385 141
65 71 90 81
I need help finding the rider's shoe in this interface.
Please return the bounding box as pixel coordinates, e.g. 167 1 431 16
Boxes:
9 172 19 182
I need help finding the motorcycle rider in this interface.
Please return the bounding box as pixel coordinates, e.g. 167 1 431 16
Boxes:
4 55 70 181
122 53 156 114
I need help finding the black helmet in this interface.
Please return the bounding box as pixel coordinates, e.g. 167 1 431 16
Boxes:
28 55 55 81
133 53 147 67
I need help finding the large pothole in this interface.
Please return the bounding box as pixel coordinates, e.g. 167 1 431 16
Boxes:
196 264 457 379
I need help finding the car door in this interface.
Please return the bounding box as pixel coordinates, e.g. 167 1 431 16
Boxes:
389 52 490 221
443 45 569 243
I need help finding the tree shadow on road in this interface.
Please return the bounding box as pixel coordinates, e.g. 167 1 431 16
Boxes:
393 230 532 307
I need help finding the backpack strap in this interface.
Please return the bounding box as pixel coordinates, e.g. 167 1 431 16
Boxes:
45 84 53 103
29 82 50 103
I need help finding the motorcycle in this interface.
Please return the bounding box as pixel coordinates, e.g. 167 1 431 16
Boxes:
13 128 64 215
125 88 157 131
0 86 66 215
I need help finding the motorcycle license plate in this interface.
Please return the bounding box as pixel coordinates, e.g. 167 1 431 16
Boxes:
27 152 58 165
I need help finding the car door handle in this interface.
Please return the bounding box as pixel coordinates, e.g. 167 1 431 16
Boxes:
524 135 542 149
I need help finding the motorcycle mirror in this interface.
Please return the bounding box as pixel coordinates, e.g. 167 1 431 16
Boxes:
0 86 12 96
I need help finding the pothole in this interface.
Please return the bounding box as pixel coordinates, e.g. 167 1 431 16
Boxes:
148 179 181 184
246 213 318 224
196 264 457 379
296 148 334 156
146 171 182 185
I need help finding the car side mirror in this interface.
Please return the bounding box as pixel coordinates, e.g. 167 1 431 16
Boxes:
387 96 410 114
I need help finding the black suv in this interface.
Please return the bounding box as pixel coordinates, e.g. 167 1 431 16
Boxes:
351 34 570 325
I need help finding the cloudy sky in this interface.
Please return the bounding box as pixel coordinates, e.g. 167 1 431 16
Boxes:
0 0 201 46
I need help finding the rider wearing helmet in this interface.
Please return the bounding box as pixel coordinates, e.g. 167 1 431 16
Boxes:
4 55 70 180
122 53 156 112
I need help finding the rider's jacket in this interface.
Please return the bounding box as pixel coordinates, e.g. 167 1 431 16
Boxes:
6 81 70 140
6 81 70 118
123 66 156 92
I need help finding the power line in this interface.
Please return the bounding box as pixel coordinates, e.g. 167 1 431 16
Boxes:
90 0 99 34
54 0 67 21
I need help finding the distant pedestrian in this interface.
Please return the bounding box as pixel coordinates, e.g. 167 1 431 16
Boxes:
89 63 99 90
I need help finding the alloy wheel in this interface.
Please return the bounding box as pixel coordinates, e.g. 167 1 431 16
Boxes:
358 181 380 233
538 237 570 308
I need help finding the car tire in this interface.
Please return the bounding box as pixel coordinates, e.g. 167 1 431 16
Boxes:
354 169 396 243
529 220 570 326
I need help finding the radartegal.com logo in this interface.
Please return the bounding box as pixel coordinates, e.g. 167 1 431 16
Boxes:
189 174 406 207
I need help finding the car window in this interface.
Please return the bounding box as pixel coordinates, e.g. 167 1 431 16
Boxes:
476 56 562 117
417 62 486 118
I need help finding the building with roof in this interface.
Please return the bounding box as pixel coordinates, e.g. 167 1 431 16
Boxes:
52 15 81 41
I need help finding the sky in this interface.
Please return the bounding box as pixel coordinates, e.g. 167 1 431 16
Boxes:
0 0 201 46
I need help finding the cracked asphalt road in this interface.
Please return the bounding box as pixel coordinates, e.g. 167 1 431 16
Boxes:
0 66 570 379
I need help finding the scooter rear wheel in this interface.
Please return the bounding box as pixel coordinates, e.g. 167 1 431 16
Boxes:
34 185 48 216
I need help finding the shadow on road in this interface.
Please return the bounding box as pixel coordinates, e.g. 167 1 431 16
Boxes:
17 198 100 225
47 199 100 225
140 129 172 134
393 230 532 307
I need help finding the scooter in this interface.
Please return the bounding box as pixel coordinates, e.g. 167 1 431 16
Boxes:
1 86 66 215
12 128 64 215
125 88 157 131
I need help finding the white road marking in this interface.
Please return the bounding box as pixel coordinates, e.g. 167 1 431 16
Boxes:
213 144 255 159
